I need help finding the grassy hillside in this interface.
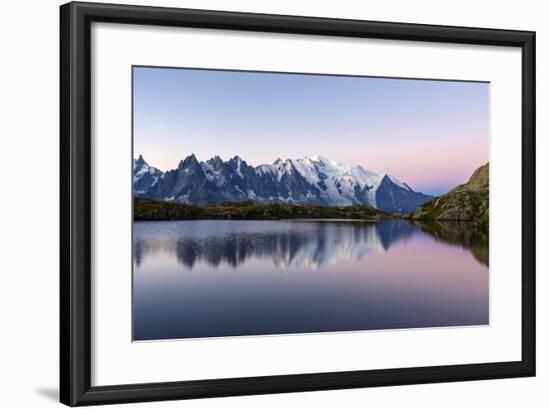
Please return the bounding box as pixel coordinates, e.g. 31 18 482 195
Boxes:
409 163 489 229
134 198 390 221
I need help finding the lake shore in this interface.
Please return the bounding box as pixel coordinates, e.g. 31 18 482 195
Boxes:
134 198 390 222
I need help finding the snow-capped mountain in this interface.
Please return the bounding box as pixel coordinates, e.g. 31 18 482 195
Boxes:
133 154 433 213
133 154 163 195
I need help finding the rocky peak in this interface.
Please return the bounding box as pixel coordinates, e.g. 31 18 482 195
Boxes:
135 154 146 167
178 153 200 170
207 155 224 169
465 162 489 191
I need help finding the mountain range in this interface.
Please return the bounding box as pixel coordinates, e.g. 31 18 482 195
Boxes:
133 154 434 213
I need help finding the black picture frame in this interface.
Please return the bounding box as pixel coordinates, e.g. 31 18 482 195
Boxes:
60 1 536 406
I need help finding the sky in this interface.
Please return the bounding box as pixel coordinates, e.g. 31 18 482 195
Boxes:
133 66 490 196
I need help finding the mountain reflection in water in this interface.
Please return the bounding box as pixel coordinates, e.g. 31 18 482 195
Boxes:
133 219 489 340
133 220 488 270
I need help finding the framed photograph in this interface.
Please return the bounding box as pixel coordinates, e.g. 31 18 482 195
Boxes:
60 1 535 406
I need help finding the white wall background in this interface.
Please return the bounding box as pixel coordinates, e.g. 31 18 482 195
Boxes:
0 0 545 408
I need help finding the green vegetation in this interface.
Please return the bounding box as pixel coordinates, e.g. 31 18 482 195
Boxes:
408 163 489 231
134 198 389 221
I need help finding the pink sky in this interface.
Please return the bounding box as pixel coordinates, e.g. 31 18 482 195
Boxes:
134 67 490 195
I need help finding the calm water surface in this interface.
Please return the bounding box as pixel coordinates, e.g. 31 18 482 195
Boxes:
133 220 488 340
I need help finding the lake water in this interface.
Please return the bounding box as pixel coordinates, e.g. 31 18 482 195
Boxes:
133 220 489 341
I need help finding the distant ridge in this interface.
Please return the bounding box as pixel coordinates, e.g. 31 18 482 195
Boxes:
133 154 434 213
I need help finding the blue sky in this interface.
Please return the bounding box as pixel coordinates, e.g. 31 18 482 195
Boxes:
133 66 489 195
